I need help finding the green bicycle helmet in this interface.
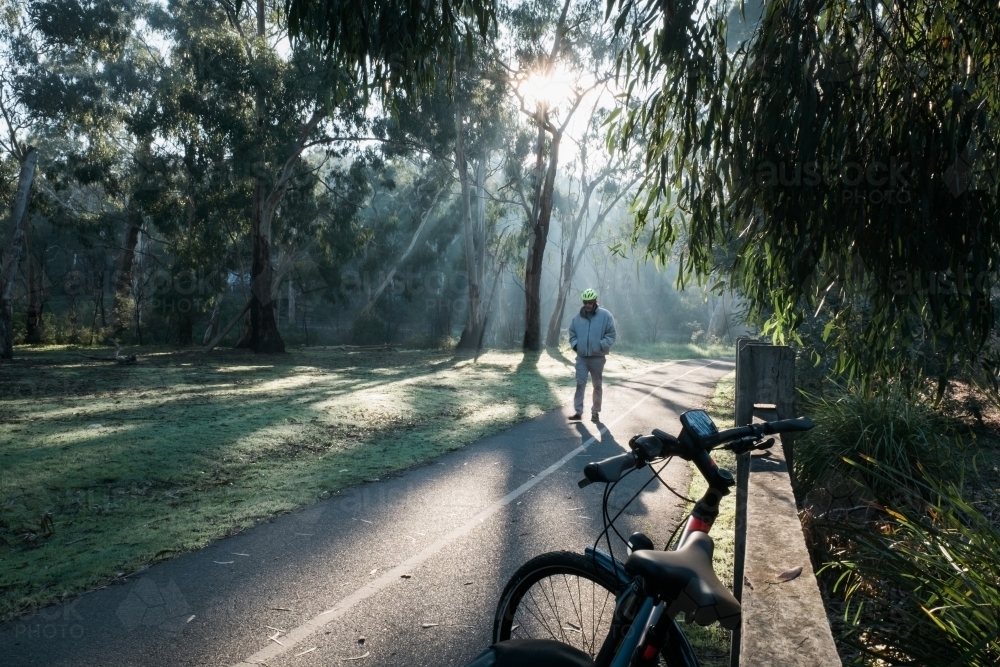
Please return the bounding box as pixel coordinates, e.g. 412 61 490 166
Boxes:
581 288 597 301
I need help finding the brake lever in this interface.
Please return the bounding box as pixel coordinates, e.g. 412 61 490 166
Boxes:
726 436 775 456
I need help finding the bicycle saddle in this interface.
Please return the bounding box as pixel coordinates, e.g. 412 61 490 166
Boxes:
624 532 741 630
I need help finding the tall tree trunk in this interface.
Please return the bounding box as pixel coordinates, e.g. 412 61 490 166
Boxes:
456 107 484 349
24 218 43 344
237 0 285 353
546 270 573 347
523 129 561 351
240 188 284 352
0 146 38 359
112 217 141 336
287 278 296 329
202 285 227 345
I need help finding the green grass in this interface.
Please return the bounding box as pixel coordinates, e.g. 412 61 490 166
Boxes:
0 343 720 621
795 384 969 500
677 370 737 667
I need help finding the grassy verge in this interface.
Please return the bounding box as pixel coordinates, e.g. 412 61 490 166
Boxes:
0 344 729 621
679 370 737 666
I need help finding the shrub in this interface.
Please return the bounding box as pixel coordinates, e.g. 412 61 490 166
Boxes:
822 466 1000 666
795 385 968 499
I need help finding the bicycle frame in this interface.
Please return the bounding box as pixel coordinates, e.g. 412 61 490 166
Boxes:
594 459 735 667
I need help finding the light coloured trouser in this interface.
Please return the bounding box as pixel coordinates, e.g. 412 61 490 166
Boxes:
574 355 606 415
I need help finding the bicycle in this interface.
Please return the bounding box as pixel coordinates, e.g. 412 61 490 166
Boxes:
472 408 814 667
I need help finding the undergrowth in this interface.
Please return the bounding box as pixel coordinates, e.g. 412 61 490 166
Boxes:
799 381 999 666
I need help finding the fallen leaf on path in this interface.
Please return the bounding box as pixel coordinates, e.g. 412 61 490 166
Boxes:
266 625 285 633
463 581 473 586
370 568 378 575
357 636 366 644
214 561 235 565
294 647 317 657
344 652 370 661
186 615 196 623
421 622 439 628
232 552 250 557
400 574 412 579
272 607 292 611
776 566 802 582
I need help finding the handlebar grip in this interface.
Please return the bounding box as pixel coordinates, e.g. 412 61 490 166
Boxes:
763 417 814 434
583 451 640 483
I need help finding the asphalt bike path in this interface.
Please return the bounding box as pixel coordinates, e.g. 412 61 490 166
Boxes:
2 357 734 667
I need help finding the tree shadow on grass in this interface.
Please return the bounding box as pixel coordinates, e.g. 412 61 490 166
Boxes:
0 345 576 620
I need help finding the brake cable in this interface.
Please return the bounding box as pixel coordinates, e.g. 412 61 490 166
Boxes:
593 458 673 572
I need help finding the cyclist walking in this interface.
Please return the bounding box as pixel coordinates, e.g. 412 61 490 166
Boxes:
568 289 616 423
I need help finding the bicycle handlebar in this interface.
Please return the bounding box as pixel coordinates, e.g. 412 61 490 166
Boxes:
581 451 640 485
578 416 814 486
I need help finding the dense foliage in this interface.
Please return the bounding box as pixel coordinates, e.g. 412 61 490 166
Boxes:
820 463 1000 666
612 0 1000 387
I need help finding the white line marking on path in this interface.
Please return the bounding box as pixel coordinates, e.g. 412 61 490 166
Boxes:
233 359 721 666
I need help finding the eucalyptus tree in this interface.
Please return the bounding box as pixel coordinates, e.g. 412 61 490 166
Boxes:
0 2 40 358
0 0 151 356
277 0 509 349
149 0 373 352
612 0 1000 387
505 0 617 351
544 106 640 347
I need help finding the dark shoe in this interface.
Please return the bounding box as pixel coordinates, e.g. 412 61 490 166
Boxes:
591 412 600 423
568 413 582 421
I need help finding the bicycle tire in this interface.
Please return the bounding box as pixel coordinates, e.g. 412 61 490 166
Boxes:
493 551 700 667
493 551 624 659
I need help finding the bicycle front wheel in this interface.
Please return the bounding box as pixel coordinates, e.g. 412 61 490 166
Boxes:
493 551 624 659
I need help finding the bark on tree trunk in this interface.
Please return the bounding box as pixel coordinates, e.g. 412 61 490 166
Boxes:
0 146 38 359
112 217 141 336
523 130 560 351
235 0 286 353
546 272 572 348
456 108 485 350
25 218 43 344
238 185 285 352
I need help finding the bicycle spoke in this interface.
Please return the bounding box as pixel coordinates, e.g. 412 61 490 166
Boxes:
497 558 621 656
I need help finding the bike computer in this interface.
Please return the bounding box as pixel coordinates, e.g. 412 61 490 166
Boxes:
679 410 718 443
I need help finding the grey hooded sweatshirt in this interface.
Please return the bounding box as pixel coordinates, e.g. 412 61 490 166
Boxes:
568 306 617 357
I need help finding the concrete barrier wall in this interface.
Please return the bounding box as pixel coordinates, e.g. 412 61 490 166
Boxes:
739 430 841 667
